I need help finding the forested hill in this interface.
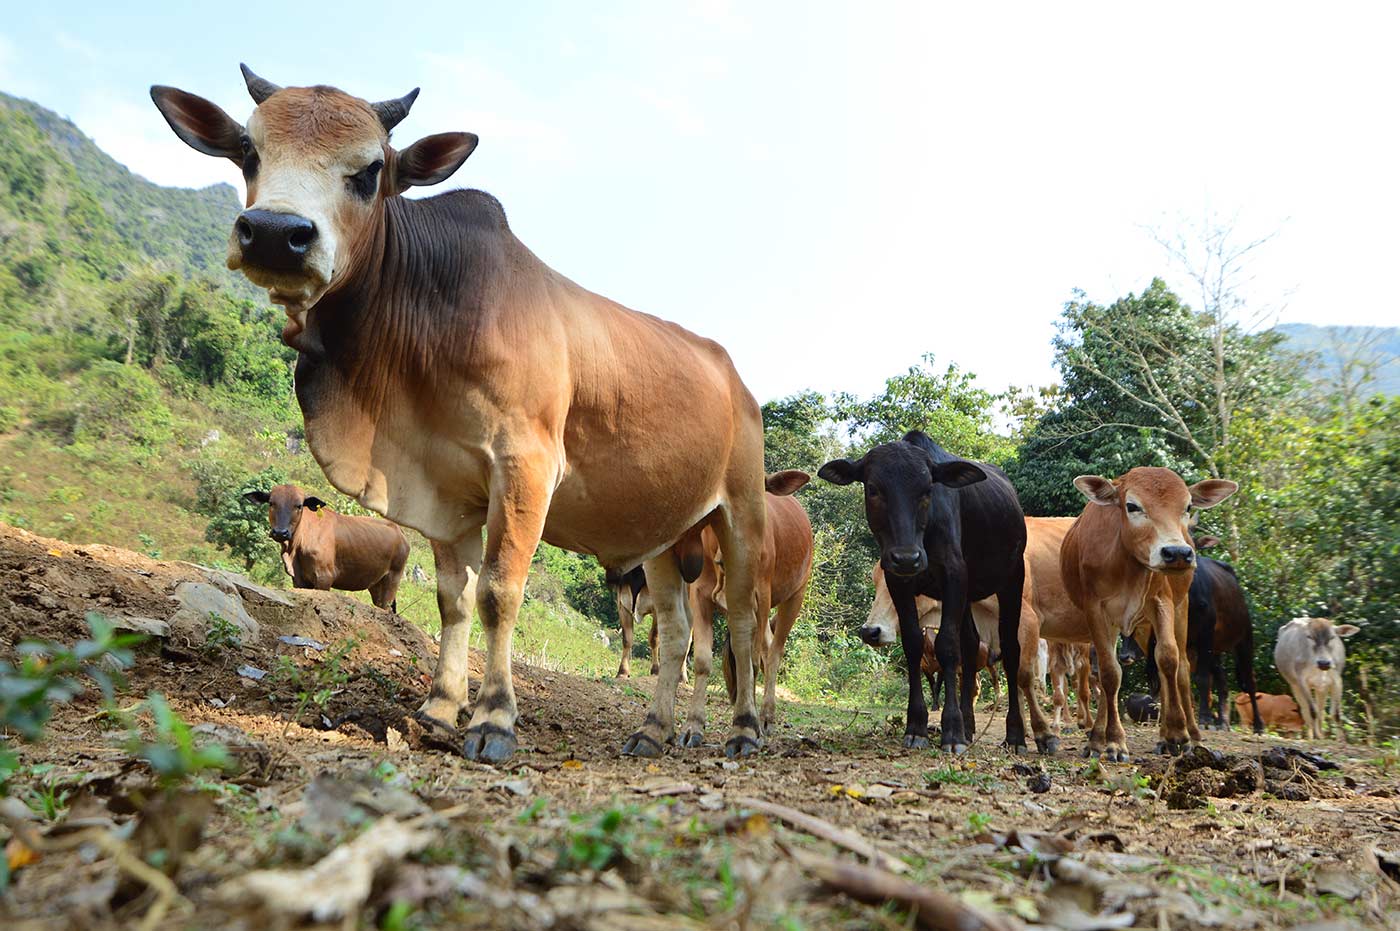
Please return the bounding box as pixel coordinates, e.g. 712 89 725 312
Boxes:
0 91 260 302
1274 323 1400 398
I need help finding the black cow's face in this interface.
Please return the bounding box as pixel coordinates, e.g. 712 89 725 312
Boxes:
818 442 985 579
243 484 326 544
150 65 478 334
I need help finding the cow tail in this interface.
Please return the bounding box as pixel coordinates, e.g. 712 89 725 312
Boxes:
722 638 738 705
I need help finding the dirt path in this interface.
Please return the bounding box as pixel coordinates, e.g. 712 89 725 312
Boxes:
2 523 1398 929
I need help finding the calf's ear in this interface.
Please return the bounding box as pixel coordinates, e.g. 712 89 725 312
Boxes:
931 460 985 488
1193 534 1221 550
817 457 864 486
1334 624 1361 638
243 490 270 504
392 132 478 191
1188 479 1238 509
764 469 810 496
150 86 246 162
1073 475 1118 506
302 496 328 511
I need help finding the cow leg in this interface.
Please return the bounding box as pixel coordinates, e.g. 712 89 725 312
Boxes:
987 662 1001 710
750 584 775 719
1194 626 1217 729
1075 660 1092 731
1086 620 1128 761
680 585 714 747
711 500 766 759
1284 676 1316 739
622 554 691 756
616 593 635 678
997 565 1026 752
1211 656 1228 730
761 590 804 735
1017 619 1055 754
1331 676 1346 743
417 528 485 738
958 605 979 743
369 567 403 611
1151 597 1193 755
925 667 941 711
894 587 935 750
461 469 554 764
932 575 969 751
1235 631 1263 734
1051 666 1068 736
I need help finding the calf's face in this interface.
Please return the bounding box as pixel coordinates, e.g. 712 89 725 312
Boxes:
861 564 939 646
1292 617 1360 674
244 484 327 544
1073 468 1237 572
819 443 984 578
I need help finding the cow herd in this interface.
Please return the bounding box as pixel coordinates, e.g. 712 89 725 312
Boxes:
152 67 1364 765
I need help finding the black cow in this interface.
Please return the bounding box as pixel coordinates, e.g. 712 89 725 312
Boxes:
819 431 1027 752
1118 552 1263 733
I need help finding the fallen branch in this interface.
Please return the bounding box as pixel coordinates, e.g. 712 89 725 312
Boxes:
734 796 908 874
782 842 1019 931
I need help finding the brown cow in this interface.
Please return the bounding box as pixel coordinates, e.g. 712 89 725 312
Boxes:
696 470 813 741
1047 642 1095 734
153 67 770 763
244 484 409 609
1061 468 1237 758
1234 692 1306 735
610 566 686 683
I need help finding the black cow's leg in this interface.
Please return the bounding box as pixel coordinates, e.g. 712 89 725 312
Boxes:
1236 633 1263 734
958 605 978 743
933 577 968 753
928 669 942 711
1194 619 1216 729
998 561 1027 753
1211 656 1228 729
893 587 930 749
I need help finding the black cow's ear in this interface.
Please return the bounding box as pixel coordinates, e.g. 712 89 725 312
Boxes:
931 460 985 488
817 458 864 486
392 132 478 190
302 496 328 511
150 86 246 162
243 490 270 504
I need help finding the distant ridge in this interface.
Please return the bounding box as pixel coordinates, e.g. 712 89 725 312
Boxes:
1273 323 1400 398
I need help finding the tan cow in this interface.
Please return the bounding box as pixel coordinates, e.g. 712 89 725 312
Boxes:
1274 617 1361 740
1047 642 1095 734
1234 692 1306 736
245 484 409 609
695 470 814 741
153 67 769 763
1062 468 1237 758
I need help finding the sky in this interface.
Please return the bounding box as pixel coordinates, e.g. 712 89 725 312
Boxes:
0 2 1396 405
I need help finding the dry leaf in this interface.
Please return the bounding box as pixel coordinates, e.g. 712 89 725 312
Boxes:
561 759 584 770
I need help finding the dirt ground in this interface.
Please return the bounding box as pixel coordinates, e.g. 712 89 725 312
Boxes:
2 523 1398 930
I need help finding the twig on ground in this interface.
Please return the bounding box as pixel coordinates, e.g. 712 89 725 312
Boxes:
734 796 908 874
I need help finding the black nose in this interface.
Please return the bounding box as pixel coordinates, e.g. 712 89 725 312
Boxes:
1316 658 1332 670
886 547 926 576
235 209 317 271
858 626 882 646
1160 545 1194 565
270 528 291 543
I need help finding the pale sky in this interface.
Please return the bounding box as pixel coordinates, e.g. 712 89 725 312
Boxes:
1 2 1396 404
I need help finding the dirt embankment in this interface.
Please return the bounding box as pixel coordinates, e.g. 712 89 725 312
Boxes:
2 522 1399 930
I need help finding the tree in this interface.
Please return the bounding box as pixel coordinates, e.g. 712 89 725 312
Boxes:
194 462 287 577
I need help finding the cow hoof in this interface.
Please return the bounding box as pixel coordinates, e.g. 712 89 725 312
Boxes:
1253 726 1265 736
679 730 704 749
1083 746 1102 759
1036 736 1060 756
724 735 761 758
1109 748 1130 763
621 732 665 757
1005 741 1029 755
942 742 968 755
413 710 459 746
463 726 517 764
902 734 930 750
1154 739 1188 756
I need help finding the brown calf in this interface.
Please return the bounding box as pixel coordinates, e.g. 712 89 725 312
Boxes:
245 484 409 610
1047 642 1095 734
1234 692 1306 735
1061 468 1237 758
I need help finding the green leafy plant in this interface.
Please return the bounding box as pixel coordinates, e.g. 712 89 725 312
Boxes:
559 806 641 872
202 612 242 658
271 636 360 732
124 693 233 788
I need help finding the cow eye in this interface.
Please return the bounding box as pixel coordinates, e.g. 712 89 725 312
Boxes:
347 159 384 199
240 137 259 179
1126 502 1143 514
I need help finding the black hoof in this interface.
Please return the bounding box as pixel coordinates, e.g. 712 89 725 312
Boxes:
1005 742 1029 755
1036 736 1060 756
1154 739 1188 756
942 742 968 755
679 730 704 749
1109 748 1129 763
724 734 761 758
621 731 665 757
463 725 517 764
903 734 930 750
413 710 458 742
1083 746 1101 759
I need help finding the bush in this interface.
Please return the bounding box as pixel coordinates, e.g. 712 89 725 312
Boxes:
59 360 173 450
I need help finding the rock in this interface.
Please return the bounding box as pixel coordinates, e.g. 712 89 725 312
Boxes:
167 581 260 646
110 615 170 638
199 568 295 606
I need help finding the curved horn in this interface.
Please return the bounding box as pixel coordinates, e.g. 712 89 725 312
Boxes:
372 88 420 132
239 63 281 105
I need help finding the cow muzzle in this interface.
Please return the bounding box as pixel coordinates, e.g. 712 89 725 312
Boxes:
858 625 894 647
235 209 318 272
1316 658 1333 670
1157 545 1194 569
270 528 292 543
883 546 927 577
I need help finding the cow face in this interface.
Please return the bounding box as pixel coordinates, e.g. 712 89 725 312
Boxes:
818 443 984 578
861 563 939 646
1073 468 1237 573
243 483 326 544
1296 617 1360 672
151 65 478 324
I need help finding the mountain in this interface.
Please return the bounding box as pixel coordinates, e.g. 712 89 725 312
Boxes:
1273 323 1400 398
0 91 260 306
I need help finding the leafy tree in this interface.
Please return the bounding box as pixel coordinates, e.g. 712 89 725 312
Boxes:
196 463 287 576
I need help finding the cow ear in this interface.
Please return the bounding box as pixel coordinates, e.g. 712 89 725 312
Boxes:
764 469 810 496
302 496 328 511
243 490 270 504
1073 475 1118 506
1334 624 1361 638
1194 535 1221 550
150 86 245 162
393 132 478 190
931 460 985 488
817 457 864 486
1188 479 1238 509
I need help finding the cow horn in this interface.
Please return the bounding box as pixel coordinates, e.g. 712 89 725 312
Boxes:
240 63 282 104
372 88 420 132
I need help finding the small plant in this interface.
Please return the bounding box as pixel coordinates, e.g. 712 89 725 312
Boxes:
137 531 161 559
272 636 360 732
965 811 994 835
21 764 75 820
202 612 242 657
125 693 233 788
559 806 640 872
923 764 997 790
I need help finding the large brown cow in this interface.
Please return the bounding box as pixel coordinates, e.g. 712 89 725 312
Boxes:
245 484 409 609
152 67 769 763
693 469 813 741
1061 468 1237 758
